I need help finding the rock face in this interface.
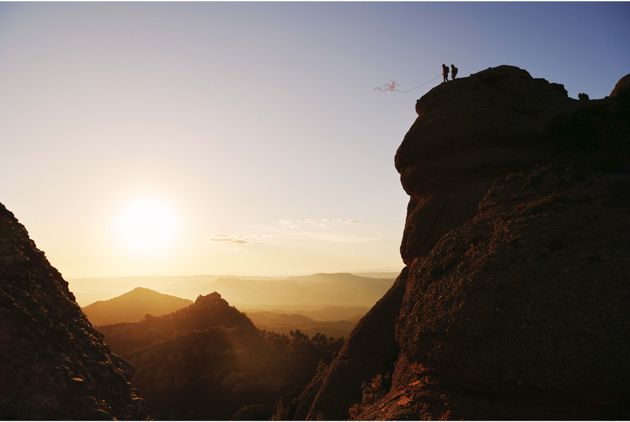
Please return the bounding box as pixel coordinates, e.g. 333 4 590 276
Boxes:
0 203 148 419
306 66 630 419
610 73 630 97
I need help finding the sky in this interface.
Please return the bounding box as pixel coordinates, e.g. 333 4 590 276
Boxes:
0 2 629 279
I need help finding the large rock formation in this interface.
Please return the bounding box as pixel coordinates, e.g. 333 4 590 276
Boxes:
0 203 148 419
306 66 630 419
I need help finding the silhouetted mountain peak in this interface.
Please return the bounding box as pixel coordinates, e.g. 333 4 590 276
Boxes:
128 286 157 295
99 290 257 357
194 291 226 306
83 286 192 326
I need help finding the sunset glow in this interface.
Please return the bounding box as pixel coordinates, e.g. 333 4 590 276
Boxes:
1 2 627 279
115 200 178 255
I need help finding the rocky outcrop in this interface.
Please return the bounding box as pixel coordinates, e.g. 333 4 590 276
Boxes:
98 291 256 356
610 73 630 98
0 203 148 419
306 66 630 419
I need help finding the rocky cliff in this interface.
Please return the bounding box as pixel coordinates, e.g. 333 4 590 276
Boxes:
0 203 148 419
305 65 630 419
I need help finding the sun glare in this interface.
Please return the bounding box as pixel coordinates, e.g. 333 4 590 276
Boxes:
115 200 178 255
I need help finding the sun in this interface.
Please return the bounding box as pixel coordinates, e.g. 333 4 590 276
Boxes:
115 200 178 255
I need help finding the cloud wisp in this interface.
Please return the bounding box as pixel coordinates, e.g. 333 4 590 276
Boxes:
209 217 372 248
209 234 270 245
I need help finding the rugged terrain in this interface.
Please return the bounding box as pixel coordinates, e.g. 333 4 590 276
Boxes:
303 66 630 419
0 203 148 419
99 292 342 419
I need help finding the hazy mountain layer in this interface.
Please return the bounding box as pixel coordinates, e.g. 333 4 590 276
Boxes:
0 203 148 419
83 287 193 326
247 311 360 338
70 273 395 315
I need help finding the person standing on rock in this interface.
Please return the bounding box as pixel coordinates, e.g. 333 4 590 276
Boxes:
442 64 449 82
451 64 458 80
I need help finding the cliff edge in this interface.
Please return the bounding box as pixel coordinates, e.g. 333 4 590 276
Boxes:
0 203 148 419
306 65 630 419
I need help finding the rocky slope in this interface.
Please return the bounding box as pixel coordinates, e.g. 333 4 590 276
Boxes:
304 65 630 419
0 203 148 419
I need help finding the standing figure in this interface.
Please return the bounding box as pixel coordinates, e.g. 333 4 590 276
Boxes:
442 64 449 82
451 64 458 80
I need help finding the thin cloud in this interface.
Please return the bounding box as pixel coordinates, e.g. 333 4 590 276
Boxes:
209 234 270 245
211 218 367 247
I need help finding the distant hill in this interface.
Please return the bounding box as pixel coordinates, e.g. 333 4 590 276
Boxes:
99 292 342 419
211 273 393 314
246 311 360 338
98 291 256 355
83 287 192 326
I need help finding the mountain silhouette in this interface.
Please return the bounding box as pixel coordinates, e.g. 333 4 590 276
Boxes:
83 287 193 326
99 291 256 355
70 273 394 319
301 66 630 420
99 292 342 419
0 203 148 419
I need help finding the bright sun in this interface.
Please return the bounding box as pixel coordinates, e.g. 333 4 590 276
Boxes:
115 200 178 255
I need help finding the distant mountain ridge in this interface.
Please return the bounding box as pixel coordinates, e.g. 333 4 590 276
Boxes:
69 272 395 311
82 285 362 337
83 287 192 326
246 311 360 338
211 273 393 313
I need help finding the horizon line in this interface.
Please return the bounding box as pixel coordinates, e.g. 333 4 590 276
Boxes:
67 269 403 280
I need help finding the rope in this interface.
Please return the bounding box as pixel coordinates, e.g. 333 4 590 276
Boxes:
374 74 441 93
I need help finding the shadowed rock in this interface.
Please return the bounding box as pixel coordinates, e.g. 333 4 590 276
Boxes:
305 66 630 420
0 203 148 420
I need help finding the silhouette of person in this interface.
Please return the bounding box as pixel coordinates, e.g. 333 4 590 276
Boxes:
451 64 458 80
442 64 449 82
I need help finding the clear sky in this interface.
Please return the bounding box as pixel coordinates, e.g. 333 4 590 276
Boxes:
1 2 628 278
